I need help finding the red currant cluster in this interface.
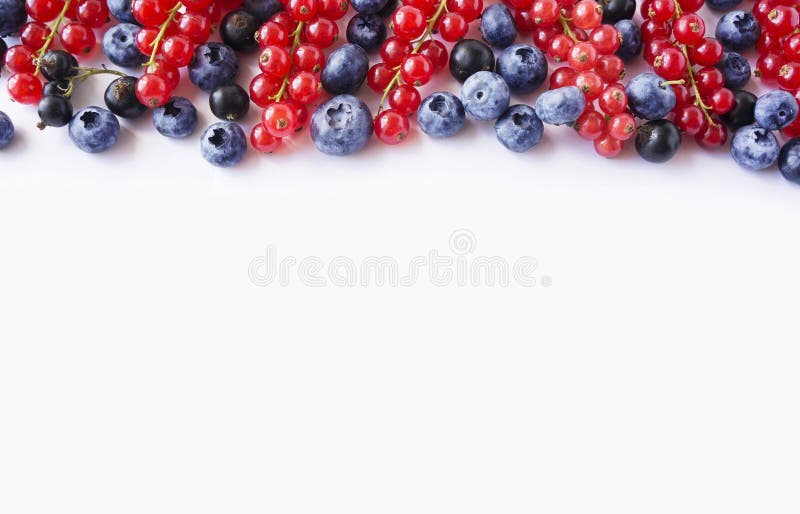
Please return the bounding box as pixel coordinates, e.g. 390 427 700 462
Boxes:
249 0 347 153
369 0 482 144
641 0 731 147
754 0 800 136
528 0 632 157
133 0 231 107
6 0 109 104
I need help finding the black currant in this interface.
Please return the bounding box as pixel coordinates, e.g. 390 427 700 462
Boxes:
635 119 682 163
209 84 250 121
43 80 70 97
104 76 147 119
720 89 757 130
220 10 260 52
600 0 636 24
39 50 78 82
0 38 7 67
37 94 73 128
449 39 495 83
377 0 398 17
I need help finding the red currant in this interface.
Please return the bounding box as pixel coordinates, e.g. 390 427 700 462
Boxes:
262 101 298 138
7 72 42 104
400 54 433 86
136 73 171 107
575 109 605 140
392 6 427 41
250 124 282 153
259 45 291 78
375 109 410 144
59 22 95 55
388 84 421 115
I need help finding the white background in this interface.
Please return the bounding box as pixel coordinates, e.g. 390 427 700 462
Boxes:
2 4 800 513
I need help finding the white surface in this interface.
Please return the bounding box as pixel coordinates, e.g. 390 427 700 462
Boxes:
1 6 800 513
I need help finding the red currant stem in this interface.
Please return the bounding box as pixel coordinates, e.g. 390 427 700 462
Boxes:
558 13 579 43
377 0 448 113
678 43 716 126
660 79 686 86
63 66 128 97
270 21 306 102
33 0 73 76
144 2 183 68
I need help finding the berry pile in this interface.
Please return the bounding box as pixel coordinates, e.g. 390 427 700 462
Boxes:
3 0 800 186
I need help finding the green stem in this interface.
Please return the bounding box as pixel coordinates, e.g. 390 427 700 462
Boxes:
34 0 73 75
64 67 127 97
271 22 306 102
377 0 448 113
145 2 183 68
558 14 579 43
678 43 716 126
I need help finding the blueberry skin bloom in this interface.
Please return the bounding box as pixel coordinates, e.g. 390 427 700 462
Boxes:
496 44 547 94
779 138 800 184
716 11 760 51
480 4 517 48
494 105 543 152
107 0 137 24
346 14 386 53
69 107 121 154
0 0 27 36
706 0 741 11
754 90 798 130
0 111 14 149
188 43 240 93
153 97 198 138
310 95 373 156
730 125 779 170
103 23 143 67
243 0 283 22
615 19 642 62
717 51 750 89
321 43 369 94
625 73 676 120
534 86 586 125
201 122 247 167
461 71 511 121
351 0 388 14
418 92 466 138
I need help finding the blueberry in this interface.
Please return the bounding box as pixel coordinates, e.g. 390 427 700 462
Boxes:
201 122 247 167
720 89 757 129
104 76 146 119
68 107 120 154
449 39 495 82
103 23 143 68
601 0 635 24
730 125 779 170
351 0 388 14
346 14 386 53
496 44 547 94
626 72 676 120
321 43 369 94
534 86 586 125
717 51 750 89
634 119 681 163
243 0 283 21
418 92 466 138
461 71 511 121
0 111 14 149
153 96 198 138
494 104 543 152
754 90 798 130
615 19 642 62
480 4 517 48
310 94 373 156
779 138 800 184
188 43 239 93
716 11 760 51
706 0 742 11
0 0 27 37
108 0 137 24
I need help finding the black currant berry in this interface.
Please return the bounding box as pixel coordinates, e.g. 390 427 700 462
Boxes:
449 39 495 83
0 38 8 66
43 80 70 97
220 10 260 52
104 76 147 119
37 94 73 128
635 119 682 163
600 0 636 24
720 90 757 130
209 84 250 121
377 0 398 17
39 50 78 82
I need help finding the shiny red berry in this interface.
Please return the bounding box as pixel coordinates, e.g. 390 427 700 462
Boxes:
375 109 410 145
